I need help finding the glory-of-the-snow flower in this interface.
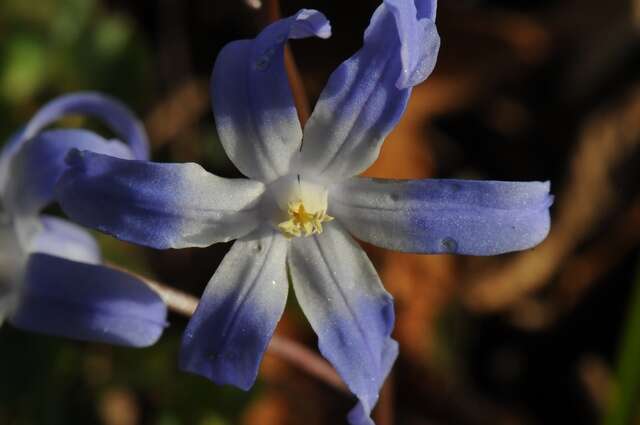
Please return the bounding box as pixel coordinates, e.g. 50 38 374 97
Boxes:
0 93 167 346
55 2 552 424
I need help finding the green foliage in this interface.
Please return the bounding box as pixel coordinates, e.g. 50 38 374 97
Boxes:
0 325 254 424
604 258 640 425
0 0 151 142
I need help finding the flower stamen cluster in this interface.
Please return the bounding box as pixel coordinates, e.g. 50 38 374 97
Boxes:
278 199 333 238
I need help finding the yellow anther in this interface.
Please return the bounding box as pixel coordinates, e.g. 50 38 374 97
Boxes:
278 200 333 238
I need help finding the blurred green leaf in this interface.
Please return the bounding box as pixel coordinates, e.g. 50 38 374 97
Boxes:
51 0 94 43
94 16 132 59
604 257 640 425
1 35 46 101
199 412 229 425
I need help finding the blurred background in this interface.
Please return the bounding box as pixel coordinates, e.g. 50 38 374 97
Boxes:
2 0 640 424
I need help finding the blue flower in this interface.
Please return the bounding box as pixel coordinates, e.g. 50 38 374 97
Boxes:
0 93 167 347
55 2 552 424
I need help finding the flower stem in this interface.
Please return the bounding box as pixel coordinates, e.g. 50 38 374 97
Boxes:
107 263 348 394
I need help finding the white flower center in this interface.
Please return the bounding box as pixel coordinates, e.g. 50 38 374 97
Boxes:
268 175 333 238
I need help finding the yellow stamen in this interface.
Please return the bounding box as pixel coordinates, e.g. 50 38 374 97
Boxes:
278 200 333 238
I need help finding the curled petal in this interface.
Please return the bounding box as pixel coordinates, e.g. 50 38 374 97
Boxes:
19 92 149 160
386 0 440 88
10 253 167 347
212 9 331 182
330 178 553 255
288 223 397 425
299 0 440 182
56 150 266 249
4 129 132 216
180 228 288 389
28 215 101 264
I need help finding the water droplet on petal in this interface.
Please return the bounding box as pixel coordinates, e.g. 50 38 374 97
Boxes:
440 237 458 253
254 56 270 71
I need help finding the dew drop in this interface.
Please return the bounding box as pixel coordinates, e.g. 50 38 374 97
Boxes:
254 243 263 252
389 192 400 202
440 237 458 253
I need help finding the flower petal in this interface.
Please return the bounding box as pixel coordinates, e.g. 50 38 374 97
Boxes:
0 222 23 279
299 0 440 182
28 215 101 264
0 224 21 326
415 0 437 20
180 228 288 390
19 92 149 160
0 131 24 194
288 223 397 425
9 253 167 347
3 129 133 216
56 150 265 249
212 9 331 182
330 178 553 255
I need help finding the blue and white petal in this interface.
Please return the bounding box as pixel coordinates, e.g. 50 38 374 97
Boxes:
56 150 266 249
180 227 288 390
0 223 22 325
299 0 440 182
330 178 553 255
288 223 397 425
415 0 437 20
9 253 167 347
28 215 102 264
0 131 24 195
19 92 149 160
3 129 133 217
212 9 331 182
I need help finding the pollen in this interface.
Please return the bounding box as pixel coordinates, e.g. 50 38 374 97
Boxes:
278 200 333 238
